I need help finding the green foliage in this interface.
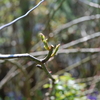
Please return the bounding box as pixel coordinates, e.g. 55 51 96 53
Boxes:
44 73 88 100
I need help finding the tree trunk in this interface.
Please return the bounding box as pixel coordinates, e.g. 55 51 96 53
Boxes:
20 0 34 52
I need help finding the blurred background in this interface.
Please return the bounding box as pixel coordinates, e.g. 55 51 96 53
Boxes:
0 0 100 100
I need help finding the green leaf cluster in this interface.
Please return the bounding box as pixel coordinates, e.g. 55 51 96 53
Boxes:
44 73 89 100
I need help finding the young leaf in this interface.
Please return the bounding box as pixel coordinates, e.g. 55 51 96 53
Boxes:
39 33 45 41
51 44 60 57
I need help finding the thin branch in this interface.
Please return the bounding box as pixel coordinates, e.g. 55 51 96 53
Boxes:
31 51 48 57
0 69 19 89
56 54 97 75
75 75 100 95
79 0 100 8
0 53 55 84
30 54 98 93
49 14 100 36
81 75 100 95
60 32 100 49
41 45 54 63
6 60 31 98
0 0 44 30
58 48 100 53
0 45 96 64
7 60 27 76
31 48 100 57
31 14 100 51
0 53 41 63
0 61 36 89
31 78 48 93
42 63 55 81
75 75 100 83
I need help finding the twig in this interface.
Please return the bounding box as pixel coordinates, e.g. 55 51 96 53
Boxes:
0 52 55 83
60 32 100 49
30 54 98 93
7 60 27 77
42 63 55 81
81 75 100 95
30 78 48 93
6 60 31 98
0 61 36 89
0 0 44 30
56 54 97 75
75 75 100 83
49 14 100 36
0 48 99 61
79 0 100 8
0 53 40 63
0 69 19 89
41 45 54 63
58 48 100 53
31 48 100 57
31 14 100 51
